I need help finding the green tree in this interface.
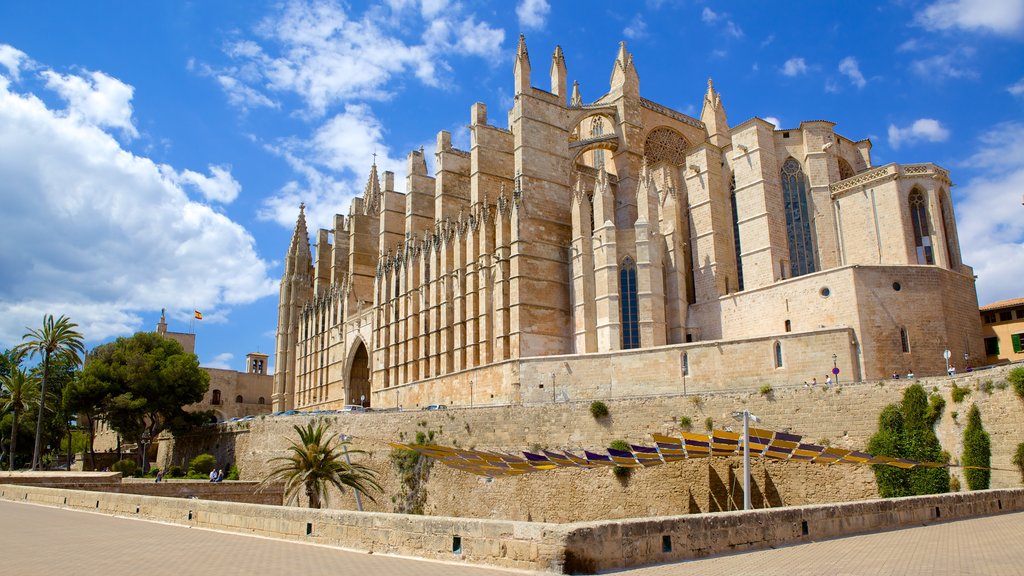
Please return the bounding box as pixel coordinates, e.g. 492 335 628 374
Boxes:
1 355 40 470
82 332 208 473
68 346 120 470
17 314 85 470
33 353 79 470
961 404 991 490
262 421 381 509
867 384 949 497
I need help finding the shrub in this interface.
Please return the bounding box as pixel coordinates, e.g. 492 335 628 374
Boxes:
168 465 185 478
146 467 160 477
609 439 632 479
962 405 991 490
226 465 240 481
926 394 946 426
111 459 137 476
704 417 714 432
188 453 217 476
589 401 609 419
949 475 961 492
759 384 773 396
678 416 693 430
951 383 970 403
1009 367 1024 400
867 384 950 498
1012 442 1024 484
978 380 994 394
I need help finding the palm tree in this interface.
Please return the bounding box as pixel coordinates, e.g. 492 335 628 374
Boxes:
17 314 85 470
261 421 381 509
1 360 40 470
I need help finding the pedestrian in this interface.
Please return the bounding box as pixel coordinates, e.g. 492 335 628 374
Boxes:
811 377 817 387
907 369 915 379
825 375 832 387
209 469 217 482
155 469 164 483
215 468 225 482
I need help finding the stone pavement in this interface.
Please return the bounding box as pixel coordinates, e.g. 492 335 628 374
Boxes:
3 499 1023 575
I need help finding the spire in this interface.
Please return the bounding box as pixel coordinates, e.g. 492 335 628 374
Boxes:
570 80 582 107
286 202 312 277
550 45 567 100
514 33 531 94
290 202 309 250
362 163 381 215
700 77 730 148
609 41 639 95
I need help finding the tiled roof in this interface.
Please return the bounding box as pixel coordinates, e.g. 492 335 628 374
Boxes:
979 297 1024 312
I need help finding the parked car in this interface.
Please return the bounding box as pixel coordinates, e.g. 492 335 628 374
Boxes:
340 405 368 412
424 404 447 411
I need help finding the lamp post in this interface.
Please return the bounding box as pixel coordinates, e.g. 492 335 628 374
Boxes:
730 410 762 511
832 353 839 384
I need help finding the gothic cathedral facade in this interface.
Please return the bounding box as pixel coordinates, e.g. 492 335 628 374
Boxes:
272 38 983 412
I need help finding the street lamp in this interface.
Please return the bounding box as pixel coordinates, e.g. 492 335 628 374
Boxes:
832 353 839 384
730 410 762 511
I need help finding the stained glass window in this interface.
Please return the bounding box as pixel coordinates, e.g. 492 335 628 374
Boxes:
620 257 640 349
781 158 817 277
730 175 744 291
909 190 934 265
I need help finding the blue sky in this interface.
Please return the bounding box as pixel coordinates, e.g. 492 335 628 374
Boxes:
1 0 1022 372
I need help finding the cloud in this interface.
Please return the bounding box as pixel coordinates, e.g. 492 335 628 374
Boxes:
887 118 950 149
838 56 867 88
624 14 648 39
0 44 30 81
1009 78 1024 96
0 53 277 348
911 51 979 80
41 69 139 139
205 0 505 116
781 57 808 76
701 7 720 23
954 122 1024 305
175 165 242 203
700 8 743 38
915 0 1024 35
517 0 550 29
763 116 782 128
204 352 234 370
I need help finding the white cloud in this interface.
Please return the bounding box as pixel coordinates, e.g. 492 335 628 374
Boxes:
700 8 743 37
954 122 1024 305
0 44 30 81
215 74 279 111
420 0 448 19
701 7 720 23
763 116 782 128
915 0 1024 35
0 57 277 348
887 118 950 149
517 0 550 30
204 352 234 370
781 57 808 76
454 17 505 59
176 165 242 203
1008 78 1024 96
824 78 841 93
624 15 648 39
725 21 744 38
42 69 139 139
911 51 979 80
838 56 867 88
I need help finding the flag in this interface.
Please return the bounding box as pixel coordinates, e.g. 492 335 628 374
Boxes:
194 310 203 320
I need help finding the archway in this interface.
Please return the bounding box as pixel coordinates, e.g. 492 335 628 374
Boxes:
348 341 371 407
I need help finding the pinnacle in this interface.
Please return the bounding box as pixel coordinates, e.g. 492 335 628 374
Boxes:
517 33 528 58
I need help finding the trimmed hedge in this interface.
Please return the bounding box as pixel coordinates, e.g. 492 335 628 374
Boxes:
962 405 991 490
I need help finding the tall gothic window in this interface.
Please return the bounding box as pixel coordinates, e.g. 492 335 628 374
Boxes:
774 342 783 368
781 158 817 277
909 189 934 264
900 327 910 353
939 193 957 267
591 117 605 168
620 257 640 349
730 175 744 291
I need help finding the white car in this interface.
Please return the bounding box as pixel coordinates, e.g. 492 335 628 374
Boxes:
340 405 367 412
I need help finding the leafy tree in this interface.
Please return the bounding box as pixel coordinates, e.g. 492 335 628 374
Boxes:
64 357 117 470
867 384 949 497
262 421 381 509
961 405 991 490
1 355 39 470
82 332 208 473
33 353 79 470
17 314 85 470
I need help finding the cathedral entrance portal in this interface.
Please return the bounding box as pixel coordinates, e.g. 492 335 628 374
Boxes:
348 341 370 407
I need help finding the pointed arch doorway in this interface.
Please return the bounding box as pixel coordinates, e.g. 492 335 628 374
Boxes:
348 340 371 408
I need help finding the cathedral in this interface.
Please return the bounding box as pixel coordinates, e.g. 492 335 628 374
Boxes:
271 38 983 412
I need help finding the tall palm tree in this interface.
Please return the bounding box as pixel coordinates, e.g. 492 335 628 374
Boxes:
18 314 84 470
1 361 40 470
261 421 381 509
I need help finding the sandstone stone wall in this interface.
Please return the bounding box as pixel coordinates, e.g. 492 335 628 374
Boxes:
160 364 1024 523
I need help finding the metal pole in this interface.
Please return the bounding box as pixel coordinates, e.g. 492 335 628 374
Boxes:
743 410 751 511
341 438 363 512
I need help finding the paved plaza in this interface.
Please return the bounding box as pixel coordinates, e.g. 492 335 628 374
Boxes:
2 500 1022 575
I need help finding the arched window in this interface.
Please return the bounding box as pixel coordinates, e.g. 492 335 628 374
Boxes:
900 328 910 353
235 395 243 404
258 397 265 405
774 342 783 368
620 257 640 349
591 117 605 168
837 157 855 180
909 189 934 264
781 158 817 277
730 174 744 291
211 389 221 405
784 319 792 332
939 193 957 267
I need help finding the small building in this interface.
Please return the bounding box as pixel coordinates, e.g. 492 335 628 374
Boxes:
980 298 1024 364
